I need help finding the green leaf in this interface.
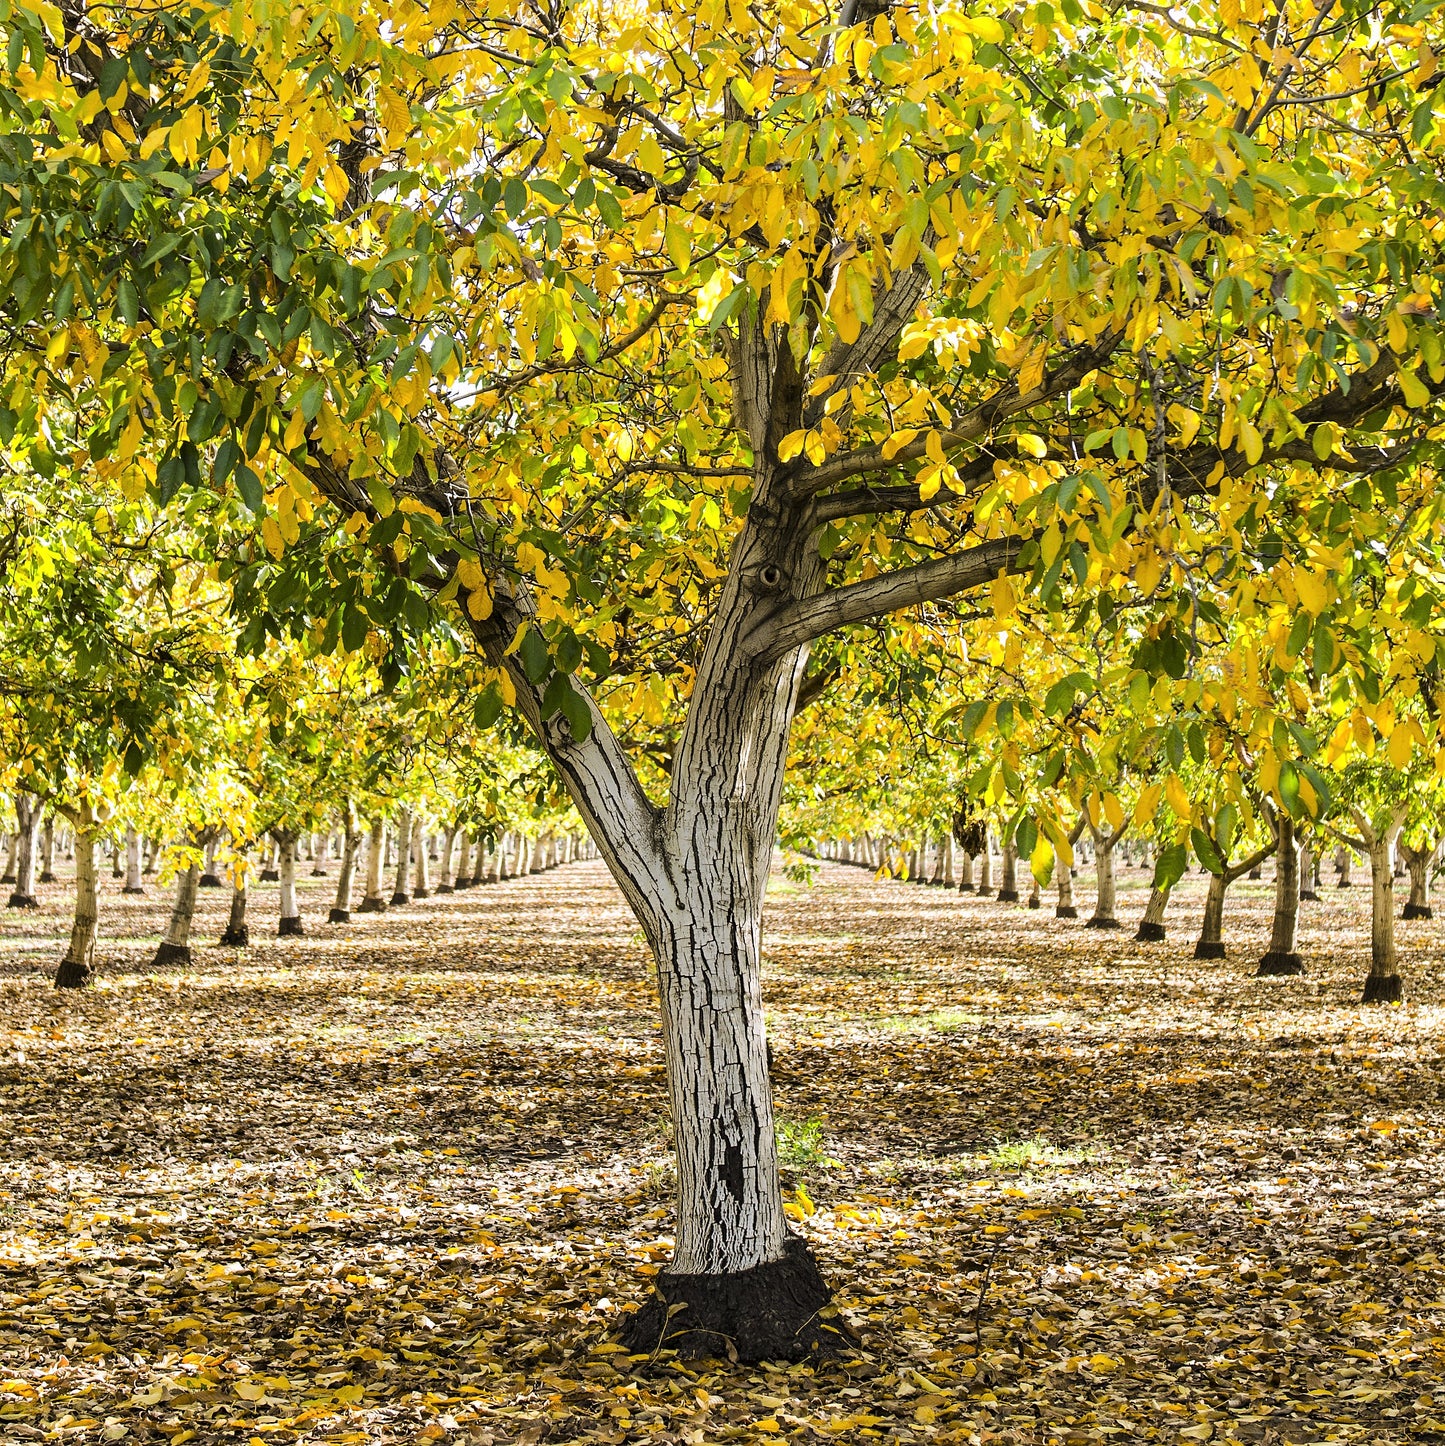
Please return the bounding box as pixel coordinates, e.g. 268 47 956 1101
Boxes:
1191 827 1223 876
519 626 551 684
1153 842 1187 891
558 678 592 741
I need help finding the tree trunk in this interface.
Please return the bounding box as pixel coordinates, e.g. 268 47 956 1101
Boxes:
1299 833 1318 901
39 813 55 883
0 829 15 883
277 832 304 935
454 832 474 888
199 835 223 888
219 852 250 946
310 829 329 875
976 840 993 897
436 826 458 892
1087 830 1120 929
411 816 430 898
1194 872 1227 959
359 817 387 912
1363 836 1403 1002
1134 882 1171 941
1056 858 1077 918
123 826 145 894
330 806 361 923
1401 844 1433 921
1258 814 1303 975
956 850 974 892
154 859 200 967
259 836 280 882
996 839 1019 903
55 827 99 988
1336 846 1353 888
7 793 40 908
144 836 159 875
390 807 412 905
1027 872 1040 909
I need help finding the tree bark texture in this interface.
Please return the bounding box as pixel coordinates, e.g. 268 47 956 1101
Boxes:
391 807 412 905
220 858 250 947
330 805 361 923
277 831 304 935
1134 882 1170 942
1401 843 1433 920
1299 834 1318 901
1258 814 1303 975
360 817 387 912
39 813 55 883
200 835 223 888
7 793 41 908
55 828 99 988
437 826 457 892
411 816 430 898
996 839 1019 903
1086 824 1121 929
1363 837 1402 1002
123 826 145 894
154 859 200 967
1194 873 1228 959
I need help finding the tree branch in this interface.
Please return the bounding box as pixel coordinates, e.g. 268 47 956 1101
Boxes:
746 535 1026 664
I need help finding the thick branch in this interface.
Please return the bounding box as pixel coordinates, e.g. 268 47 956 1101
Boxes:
747 535 1025 664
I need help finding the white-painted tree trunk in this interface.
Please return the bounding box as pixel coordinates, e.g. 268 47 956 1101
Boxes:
55 825 98 988
411 817 430 898
997 839 1019 902
155 858 201 966
123 826 145 894
277 831 303 935
437 826 457 891
330 804 361 922
7 793 41 908
360 817 387 911
391 807 412 904
454 832 474 887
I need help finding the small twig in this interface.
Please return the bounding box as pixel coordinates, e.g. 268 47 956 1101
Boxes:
971 1227 1012 1344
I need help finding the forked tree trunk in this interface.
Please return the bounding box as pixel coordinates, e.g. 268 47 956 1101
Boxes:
330 806 361 923
437 826 458 892
996 839 1019 903
1258 814 1303 975
1299 834 1318 901
1194 872 1228 959
220 854 250 947
7 794 41 908
123 826 145 894
276 831 304 936
359 817 387 912
1086 823 1122 929
1363 836 1402 1002
154 858 201 967
1401 844 1434 921
1134 881 1171 942
411 817 430 898
54 827 99 988
391 807 412 905
39 813 55 883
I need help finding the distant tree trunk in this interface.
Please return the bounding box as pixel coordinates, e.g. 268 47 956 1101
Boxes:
1336 846 1353 888
1134 881 1171 942
976 838 993 897
7 793 41 908
411 816 430 898
359 817 387 912
54 823 99 989
1363 835 1402 1001
154 853 201 967
0 829 15 883
39 813 55 883
199 834 223 888
1027 872 1040 909
1056 860 1077 918
454 832 474 887
1085 814 1124 929
330 803 361 923
391 807 412 905
1299 833 1318 902
276 831 304 935
109 836 122 878
436 826 458 892
143 836 159 875
123 826 145 894
310 829 329 876
220 854 250 947
956 850 974 892
1194 872 1228 958
1401 843 1434 920
1257 813 1303 975
996 839 1019 903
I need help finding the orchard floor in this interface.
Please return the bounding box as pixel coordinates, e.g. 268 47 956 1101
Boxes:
1 859 1443 1446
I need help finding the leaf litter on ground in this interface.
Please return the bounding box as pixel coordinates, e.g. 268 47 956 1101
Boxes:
0 858 1442 1443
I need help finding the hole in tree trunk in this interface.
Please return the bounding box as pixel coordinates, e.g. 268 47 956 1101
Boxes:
615 1236 854 1364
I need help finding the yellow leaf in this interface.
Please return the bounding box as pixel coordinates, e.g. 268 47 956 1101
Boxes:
1102 792 1124 833
1388 724 1415 768
925 430 945 465
637 132 666 176
1133 782 1161 824
777 429 806 463
467 583 493 620
1015 432 1046 458
1164 774 1191 819
1238 418 1263 465
1017 340 1047 394
261 517 284 559
322 162 350 209
1398 367 1431 408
